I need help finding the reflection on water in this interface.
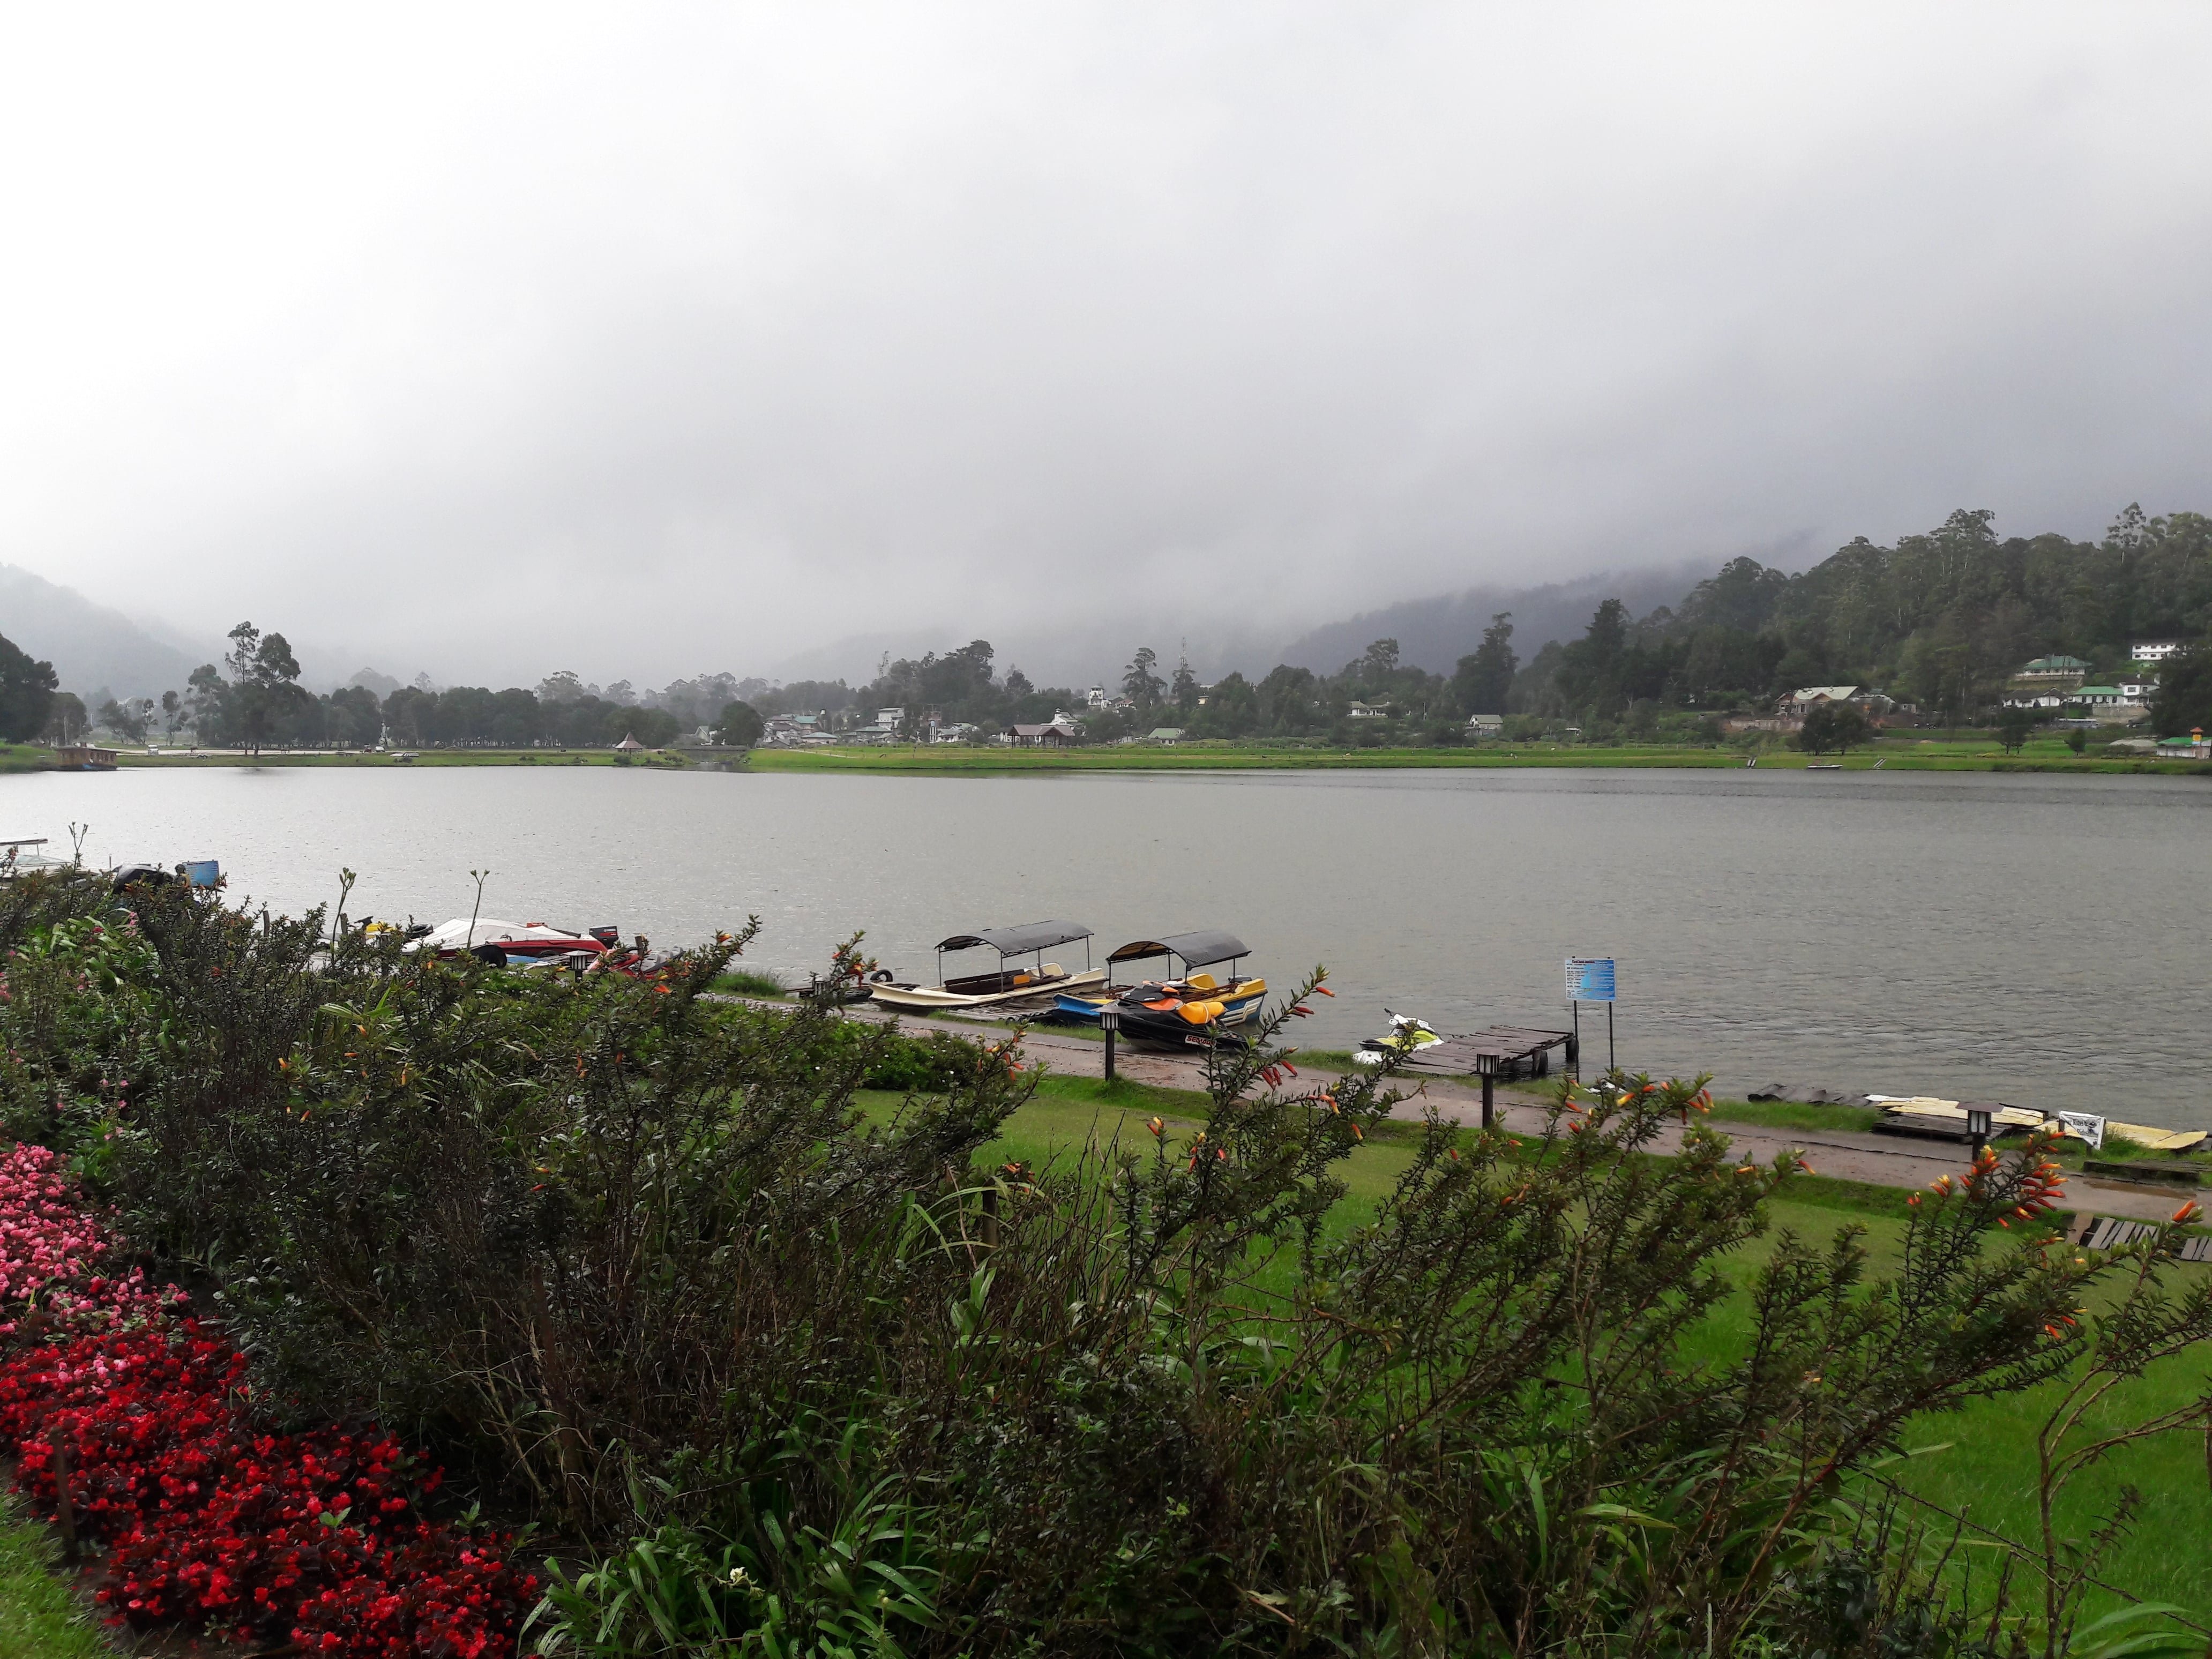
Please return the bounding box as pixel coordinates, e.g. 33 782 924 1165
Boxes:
8 764 2210 1118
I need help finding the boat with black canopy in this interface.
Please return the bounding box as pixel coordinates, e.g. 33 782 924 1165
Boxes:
869 921 1104 1011
1058 930 1269 1046
1055 930 1264 1025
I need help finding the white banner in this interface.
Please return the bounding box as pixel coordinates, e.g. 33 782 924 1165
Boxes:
2058 1111 2105 1150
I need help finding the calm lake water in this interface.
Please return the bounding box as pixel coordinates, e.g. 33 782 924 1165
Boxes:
7 765 2208 1118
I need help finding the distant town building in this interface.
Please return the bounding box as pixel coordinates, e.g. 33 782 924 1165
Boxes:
613 734 644 752
2131 640 2186 662
1781 685 1859 713
1344 700 1388 719
2016 655 2090 681
1466 713 1504 734
2156 727 2212 759
1005 716 1082 748
1143 727 1186 744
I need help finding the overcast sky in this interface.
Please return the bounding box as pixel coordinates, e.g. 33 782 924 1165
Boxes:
4 4 2209 689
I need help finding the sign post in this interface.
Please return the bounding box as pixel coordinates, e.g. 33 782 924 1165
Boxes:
1565 956 1618 1076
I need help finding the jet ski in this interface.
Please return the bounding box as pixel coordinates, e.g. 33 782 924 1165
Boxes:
1352 1010 1442 1066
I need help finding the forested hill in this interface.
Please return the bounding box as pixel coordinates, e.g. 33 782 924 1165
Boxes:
772 504 2212 744
1273 559 1711 676
1570 504 2212 723
23 504 2212 750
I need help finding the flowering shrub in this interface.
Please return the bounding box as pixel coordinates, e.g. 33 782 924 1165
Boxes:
0 1142 103 1307
0 1141 537 1656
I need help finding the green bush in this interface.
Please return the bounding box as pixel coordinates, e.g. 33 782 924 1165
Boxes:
5 871 2210 1656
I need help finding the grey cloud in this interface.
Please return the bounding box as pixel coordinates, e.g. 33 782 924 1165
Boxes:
3 4 2209 690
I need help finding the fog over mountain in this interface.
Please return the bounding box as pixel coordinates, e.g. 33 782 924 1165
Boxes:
4 7 2211 686
0 565 205 702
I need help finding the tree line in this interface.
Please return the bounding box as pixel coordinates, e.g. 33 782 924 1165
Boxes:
13 503 2212 751
758 505 2212 746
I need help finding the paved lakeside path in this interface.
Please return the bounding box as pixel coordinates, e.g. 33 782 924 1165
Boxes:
754 998 2194 1227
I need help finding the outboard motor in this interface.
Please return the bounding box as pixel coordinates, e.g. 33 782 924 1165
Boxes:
589 926 621 948
111 864 174 893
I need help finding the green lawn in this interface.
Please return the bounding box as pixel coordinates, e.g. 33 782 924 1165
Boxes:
747 738 2211 776
0 1498 111 1657
861 1073 2212 1616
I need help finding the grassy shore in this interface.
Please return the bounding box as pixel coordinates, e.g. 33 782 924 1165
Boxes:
7 733 2199 776
750 736 2212 776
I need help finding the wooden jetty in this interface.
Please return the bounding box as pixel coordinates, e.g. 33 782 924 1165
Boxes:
1386 1025 1578 1131
1390 1025 1576 1081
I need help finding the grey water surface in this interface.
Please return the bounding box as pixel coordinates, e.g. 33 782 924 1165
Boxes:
8 764 2207 1119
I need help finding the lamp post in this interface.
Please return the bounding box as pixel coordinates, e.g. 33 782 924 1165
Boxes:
1474 1050 1499 1130
1100 1006 1119 1085
1965 1103 1992 1160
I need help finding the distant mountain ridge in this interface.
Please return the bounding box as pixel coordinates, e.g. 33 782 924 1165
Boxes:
0 565 208 701
1273 561 1717 677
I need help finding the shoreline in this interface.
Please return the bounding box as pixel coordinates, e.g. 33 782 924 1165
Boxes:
23 743 2207 777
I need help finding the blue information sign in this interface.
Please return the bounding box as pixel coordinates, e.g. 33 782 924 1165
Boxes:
1565 956 1617 1003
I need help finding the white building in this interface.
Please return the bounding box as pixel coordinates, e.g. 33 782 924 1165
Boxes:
2131 640 2185 662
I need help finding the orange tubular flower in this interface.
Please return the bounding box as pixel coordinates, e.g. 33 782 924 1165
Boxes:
2173 1200 2203 1225
1350 1123 1364 1140
1313 985 1334 997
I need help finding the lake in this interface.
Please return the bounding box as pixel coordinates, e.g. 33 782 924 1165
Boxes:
7 764 2207 1118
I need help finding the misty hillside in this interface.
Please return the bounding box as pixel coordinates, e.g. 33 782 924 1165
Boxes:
0 565 208 701
1274 561 1717 677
